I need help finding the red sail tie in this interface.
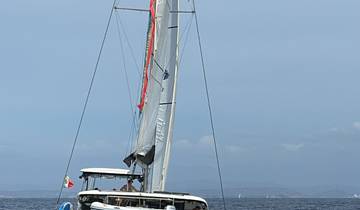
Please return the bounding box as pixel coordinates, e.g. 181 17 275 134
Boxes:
138 0 156 111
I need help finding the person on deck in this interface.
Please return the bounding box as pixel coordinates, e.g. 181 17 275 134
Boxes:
120 179 138 192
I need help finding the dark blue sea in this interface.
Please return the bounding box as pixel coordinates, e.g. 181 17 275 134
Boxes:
1 198 360 210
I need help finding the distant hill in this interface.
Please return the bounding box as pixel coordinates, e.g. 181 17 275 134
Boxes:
187 186 360 198
0 190 76 198
2 185 360 198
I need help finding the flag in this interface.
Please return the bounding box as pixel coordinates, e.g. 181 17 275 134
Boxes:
63 176 74 189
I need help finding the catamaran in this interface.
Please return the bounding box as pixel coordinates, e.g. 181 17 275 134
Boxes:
74 0 209 209
77 168 207 210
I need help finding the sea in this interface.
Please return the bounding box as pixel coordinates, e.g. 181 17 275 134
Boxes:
1 198 360 210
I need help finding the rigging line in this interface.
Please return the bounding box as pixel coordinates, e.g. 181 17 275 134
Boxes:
55 0 117 206
170 10 195 14
191 1 227 210
114 10 142 128
178 15 194 67
149 70 164 87
114 11 136 117
114 11 138 157
127 110 138 155
113 4 142 154
114 6 150 13
163 13 194 71
153 58 167 73
114 11 144 132
114 10 142 79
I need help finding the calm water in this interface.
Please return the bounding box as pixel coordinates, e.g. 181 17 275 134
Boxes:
1 198 360 210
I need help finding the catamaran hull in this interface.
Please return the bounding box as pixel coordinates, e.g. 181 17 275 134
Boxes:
90 202 161 210
78 190 207 210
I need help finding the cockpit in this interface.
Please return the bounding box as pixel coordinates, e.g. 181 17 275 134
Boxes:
77 168 208 210
79 168 143 191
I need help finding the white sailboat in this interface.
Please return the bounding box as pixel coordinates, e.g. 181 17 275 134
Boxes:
76 0 209 209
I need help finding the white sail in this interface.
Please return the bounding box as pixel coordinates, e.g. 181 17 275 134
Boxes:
123 0 179 193
125 0 172 167
151 0 179 192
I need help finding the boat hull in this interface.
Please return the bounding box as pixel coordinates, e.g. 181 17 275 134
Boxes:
91 202 161 210
78 190 207 210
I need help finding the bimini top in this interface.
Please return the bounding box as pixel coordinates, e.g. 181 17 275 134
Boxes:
80 168 142 179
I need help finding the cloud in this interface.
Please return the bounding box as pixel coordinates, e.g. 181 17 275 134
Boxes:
225 145 242 153
174 139 192 147
0 144 9 151
281 143 304 151
199 135 214 145
175 135 250 158
353 122 360 130
77 139 123 153
177 135 253 154
328 127 341 133
327 122 360 134
175 135 214 147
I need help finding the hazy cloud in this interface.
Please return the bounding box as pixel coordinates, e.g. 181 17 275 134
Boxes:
175 139 191 146
174 135 213 148
199 135 214 145
353 122 360 130
328 127 342 133
225 145 243 153
0 145 7 151
281 143 304 151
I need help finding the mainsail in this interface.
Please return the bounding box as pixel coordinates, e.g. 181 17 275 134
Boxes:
124 0 180 192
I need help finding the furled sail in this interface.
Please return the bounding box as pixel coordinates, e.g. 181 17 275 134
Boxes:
124 0 179 193
151 0 179 192
124 0 175 168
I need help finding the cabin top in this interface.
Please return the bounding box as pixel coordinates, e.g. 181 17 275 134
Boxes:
80 168 142 179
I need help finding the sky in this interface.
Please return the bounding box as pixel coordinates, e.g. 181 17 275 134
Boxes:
1 0 360 197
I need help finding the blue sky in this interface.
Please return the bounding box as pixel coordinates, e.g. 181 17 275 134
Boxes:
1 0 360 196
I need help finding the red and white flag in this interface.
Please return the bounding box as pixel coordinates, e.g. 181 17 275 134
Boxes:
63 176 74 189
